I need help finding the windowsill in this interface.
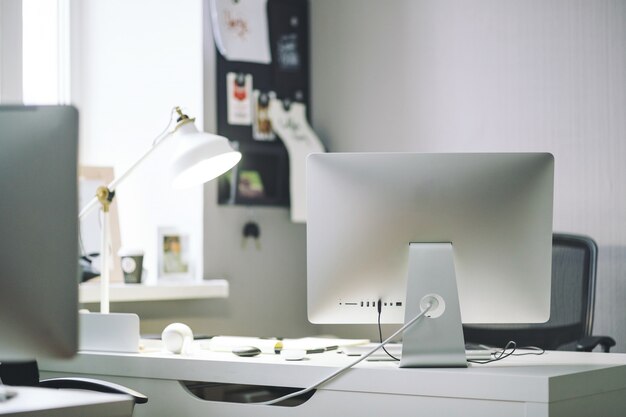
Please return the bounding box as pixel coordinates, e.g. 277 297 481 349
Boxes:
79 279 229 303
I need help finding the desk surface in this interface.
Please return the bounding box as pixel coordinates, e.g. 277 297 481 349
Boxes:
40 343 626 417
0 386 133 417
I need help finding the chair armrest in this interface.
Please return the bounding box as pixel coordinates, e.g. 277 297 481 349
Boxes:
576 336 616 353
39 377 148 404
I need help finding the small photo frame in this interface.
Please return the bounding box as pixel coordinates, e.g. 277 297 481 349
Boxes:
157 227 193 280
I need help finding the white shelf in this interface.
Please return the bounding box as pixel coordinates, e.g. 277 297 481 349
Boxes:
79 279 229 303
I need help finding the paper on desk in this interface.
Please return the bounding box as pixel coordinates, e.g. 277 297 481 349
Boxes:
139 338 164 353
282 337 369 351
203 336 369 354
204 336 283 354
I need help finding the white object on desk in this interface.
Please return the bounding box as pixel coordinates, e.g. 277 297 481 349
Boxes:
0 386 133 417
162 323 194 355
204 336 282 355
280 349 307 361
79 312 140 353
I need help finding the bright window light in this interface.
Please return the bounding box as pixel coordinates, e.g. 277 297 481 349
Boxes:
22 0 70 104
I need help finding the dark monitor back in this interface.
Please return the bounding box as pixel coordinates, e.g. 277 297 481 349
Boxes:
0 105 79 359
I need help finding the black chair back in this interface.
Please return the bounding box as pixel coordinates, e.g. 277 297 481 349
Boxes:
464 233 597 350
0 360 40 386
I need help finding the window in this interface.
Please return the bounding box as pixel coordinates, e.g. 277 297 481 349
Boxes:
2 0 70 104
22 0 70 104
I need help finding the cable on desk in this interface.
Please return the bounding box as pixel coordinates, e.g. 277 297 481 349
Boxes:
377 300 400 361
467 341 545 364
256 302 433 406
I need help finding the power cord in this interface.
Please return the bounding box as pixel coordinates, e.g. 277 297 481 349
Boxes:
467 341 545 364
376 300 545 365
257 302 433 406
377 300 400 361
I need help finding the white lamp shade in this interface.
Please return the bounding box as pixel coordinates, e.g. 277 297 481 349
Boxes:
170 122 241 189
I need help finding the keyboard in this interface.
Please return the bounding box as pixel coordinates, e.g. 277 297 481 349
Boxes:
342 343 496 361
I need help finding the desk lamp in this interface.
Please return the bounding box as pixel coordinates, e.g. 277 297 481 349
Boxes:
79 107 241 314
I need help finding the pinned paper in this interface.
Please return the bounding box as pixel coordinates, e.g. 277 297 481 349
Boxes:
227 72 253 125
210 0 272 64
268 99 325 223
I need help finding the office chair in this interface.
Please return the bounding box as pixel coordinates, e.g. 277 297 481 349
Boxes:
464 233 616 352
0 360 147 407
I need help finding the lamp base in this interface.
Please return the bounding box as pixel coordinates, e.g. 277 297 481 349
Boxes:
79 312 140 353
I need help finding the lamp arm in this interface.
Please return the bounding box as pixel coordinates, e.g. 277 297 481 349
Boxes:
78 130 174 220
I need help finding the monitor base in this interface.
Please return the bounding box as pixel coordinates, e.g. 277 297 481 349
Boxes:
400 243 467 368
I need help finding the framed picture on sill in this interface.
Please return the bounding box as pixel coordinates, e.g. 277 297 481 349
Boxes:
157 227 193 281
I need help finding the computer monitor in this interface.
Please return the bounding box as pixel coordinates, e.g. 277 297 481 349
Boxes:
0 105 79 360
307 152 554 367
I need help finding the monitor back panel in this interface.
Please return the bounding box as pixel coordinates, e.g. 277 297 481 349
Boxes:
0 105 79 359
307 153 554 325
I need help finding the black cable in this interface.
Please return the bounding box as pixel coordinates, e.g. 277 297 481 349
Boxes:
377 300 400 361
467 341 545 364
510 346 545 356
468 341 517 364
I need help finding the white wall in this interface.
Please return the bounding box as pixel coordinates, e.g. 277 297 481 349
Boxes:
72 0 205 284
311 0 626 348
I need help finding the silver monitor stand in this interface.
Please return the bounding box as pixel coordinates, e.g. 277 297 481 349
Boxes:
400 243 465 367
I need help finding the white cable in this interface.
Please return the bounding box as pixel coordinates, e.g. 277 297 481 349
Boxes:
258 303 433 406
152 107 178 146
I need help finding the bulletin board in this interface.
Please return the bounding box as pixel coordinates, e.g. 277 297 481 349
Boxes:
214 0 310 207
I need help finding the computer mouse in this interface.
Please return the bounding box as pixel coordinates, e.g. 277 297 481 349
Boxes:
232 346 262 357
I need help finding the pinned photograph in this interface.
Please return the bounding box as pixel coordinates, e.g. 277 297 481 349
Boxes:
252 90 276 141
238 170 265 199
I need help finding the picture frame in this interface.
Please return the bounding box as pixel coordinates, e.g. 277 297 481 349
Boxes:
79 166 123 283
157 227 193 281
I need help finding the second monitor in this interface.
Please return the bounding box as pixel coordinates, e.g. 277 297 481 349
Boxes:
307 153 554 367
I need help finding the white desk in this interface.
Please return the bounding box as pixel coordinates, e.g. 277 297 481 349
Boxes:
0 386 133 417
40 346 626 417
